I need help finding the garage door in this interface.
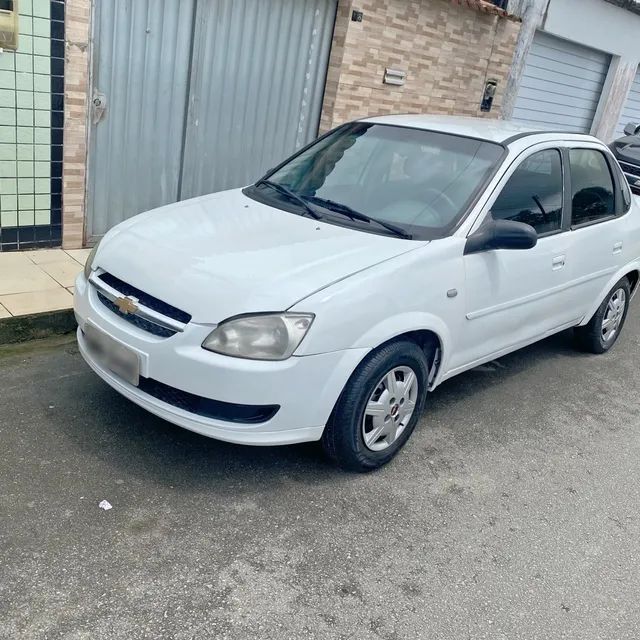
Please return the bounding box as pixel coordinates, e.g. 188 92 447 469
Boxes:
87 0 338 239
615 67 640 138
513 32 611 133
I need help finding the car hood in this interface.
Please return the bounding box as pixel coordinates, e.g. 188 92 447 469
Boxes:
96 189 424 323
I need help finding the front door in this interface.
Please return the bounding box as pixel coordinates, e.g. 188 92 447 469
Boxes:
450 146 579 372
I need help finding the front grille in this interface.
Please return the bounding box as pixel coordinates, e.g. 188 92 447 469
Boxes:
619 161 640 178
97 292 176 338
96 272 192 324
137 377 280 424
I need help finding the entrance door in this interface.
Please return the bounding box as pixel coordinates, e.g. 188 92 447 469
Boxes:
87 0 197 239
87 0 338 240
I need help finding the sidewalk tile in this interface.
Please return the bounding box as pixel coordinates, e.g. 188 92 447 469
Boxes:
26 248 69 264
0 288 73 315
37 260 83 288
0 303 10 318
0 252 34 268
0 262 60 295
65 249 91 265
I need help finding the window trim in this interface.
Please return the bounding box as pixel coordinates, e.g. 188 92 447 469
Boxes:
567 146 621 231
609 150 632 215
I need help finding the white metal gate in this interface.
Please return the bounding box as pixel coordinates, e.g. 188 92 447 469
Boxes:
87 0 338 239
512 32 611 133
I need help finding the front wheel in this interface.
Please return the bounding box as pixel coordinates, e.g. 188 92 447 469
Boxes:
322 340 429 472
574 277 631 354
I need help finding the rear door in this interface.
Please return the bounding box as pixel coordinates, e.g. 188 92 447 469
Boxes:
451 144 578 372
565 145 629 318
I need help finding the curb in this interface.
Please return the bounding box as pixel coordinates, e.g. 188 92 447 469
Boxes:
0 309 77 345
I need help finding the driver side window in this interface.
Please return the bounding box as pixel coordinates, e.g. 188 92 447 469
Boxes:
491 149 563 236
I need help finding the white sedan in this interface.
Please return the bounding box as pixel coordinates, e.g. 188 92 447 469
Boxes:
74 115 640 471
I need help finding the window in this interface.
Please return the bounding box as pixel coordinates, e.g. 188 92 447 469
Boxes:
258 123 504 239
491 149 563 235
570 149 615 226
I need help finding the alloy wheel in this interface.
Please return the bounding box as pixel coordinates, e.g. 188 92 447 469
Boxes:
602 288 626 343
361 366 419 452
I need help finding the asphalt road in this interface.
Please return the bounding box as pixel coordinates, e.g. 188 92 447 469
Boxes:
2 308 640 640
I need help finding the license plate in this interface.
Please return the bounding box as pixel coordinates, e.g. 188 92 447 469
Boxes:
84 323 140 386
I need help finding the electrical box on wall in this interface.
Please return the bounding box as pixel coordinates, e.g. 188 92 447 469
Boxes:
0 0 18 51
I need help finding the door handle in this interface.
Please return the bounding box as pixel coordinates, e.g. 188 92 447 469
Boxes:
91 91 107 125
613 241 623 254
552 255 565 270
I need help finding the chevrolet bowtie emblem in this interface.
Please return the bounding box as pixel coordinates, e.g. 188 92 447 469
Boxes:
115 296 139 315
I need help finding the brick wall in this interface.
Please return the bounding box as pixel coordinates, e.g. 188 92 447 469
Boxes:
320 0 521 132
62 0 90 249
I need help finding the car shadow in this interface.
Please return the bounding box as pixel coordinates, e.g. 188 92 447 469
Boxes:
59 324 614 488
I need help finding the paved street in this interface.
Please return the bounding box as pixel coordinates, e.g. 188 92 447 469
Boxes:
2 308 640 640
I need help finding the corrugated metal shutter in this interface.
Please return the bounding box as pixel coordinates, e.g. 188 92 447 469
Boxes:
512 32 611 133
180 0 337 200
87 0 197 238
615 67 640 137
87 0 337 239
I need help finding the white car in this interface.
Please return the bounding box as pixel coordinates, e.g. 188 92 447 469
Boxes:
75 115 640 471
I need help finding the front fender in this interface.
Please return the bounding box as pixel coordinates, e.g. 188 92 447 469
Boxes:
578 260 640 326
292 237 465 386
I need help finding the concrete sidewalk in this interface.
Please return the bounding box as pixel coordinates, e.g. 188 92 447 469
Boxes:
0 248 90 318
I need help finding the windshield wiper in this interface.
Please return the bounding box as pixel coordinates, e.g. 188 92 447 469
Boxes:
305 195 412 239
255 179 322 220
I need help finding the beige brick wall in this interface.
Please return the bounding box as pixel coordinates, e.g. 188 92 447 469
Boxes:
62 0 91 249
320 0 521 132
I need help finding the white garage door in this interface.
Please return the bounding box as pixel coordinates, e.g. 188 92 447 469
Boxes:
513 32 611 133
615 67 640 138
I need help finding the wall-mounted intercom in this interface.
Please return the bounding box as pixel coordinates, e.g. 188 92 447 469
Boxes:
481 79 498 112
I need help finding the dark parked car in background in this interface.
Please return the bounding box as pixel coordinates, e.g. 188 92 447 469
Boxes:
611 123 640 194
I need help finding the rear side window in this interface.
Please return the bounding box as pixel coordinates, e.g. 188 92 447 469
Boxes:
570 149 615 226
491 149 563 235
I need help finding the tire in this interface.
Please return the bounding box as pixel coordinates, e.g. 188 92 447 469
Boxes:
574 277 631 354
322 340 430 472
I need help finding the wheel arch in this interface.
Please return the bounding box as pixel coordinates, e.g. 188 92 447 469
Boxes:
346 312 451 389
578 262 640 326
626 269 640 296
369 329 444 389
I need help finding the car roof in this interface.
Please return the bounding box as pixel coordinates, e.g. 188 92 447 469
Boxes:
360 114 593 145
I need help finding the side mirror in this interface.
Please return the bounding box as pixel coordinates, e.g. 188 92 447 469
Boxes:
623 122 640 137
464 218 537 255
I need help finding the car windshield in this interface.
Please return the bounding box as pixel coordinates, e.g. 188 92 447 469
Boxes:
252 123 504 239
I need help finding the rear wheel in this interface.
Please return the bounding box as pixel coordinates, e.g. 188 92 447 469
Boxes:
575 277 630 354
322 340 430 472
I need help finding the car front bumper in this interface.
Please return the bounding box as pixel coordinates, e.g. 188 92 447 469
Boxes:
74 273 368 446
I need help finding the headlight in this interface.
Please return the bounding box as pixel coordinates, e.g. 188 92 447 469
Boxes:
83 239 101 280
202 313 314 360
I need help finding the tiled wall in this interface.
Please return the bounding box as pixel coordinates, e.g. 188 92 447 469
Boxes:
320 0 521 131
0 0 64 251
